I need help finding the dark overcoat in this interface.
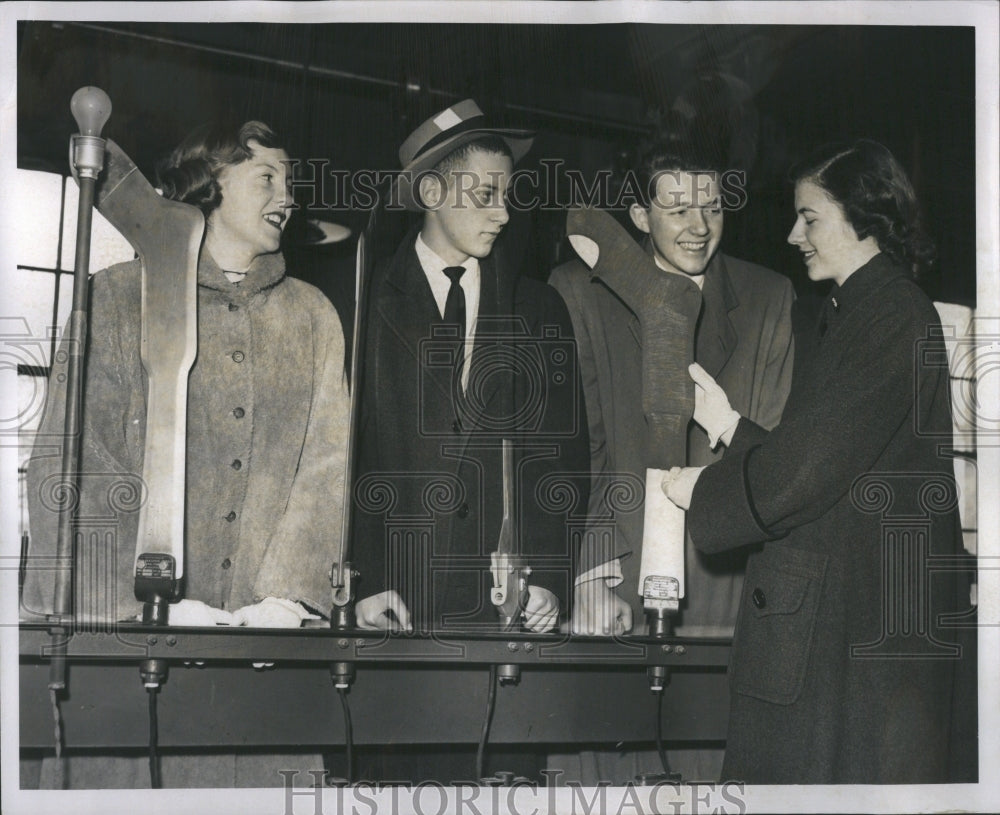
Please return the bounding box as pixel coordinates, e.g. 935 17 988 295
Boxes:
351 231 590 631
550 252 794 632
688 253 972 782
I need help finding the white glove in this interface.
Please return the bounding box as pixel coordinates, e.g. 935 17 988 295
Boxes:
168 599 235 627
231 597 320 628
689 362 741 449
661 466 706 511
355 590 413 632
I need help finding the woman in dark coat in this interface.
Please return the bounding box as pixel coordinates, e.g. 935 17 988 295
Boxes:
663 140 973 783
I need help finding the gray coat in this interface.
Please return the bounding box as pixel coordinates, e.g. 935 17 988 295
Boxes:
23 251 350 621
550 251 794 632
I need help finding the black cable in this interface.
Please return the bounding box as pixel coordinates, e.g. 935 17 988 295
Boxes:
655 689 672 776
337 686 354 784
475 664 499 781
147 688 161 788
478 580 527 781
49 688 66 790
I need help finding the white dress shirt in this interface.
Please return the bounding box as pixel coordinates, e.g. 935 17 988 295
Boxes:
415 232 480 391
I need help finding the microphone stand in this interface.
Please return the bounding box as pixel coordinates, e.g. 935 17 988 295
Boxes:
48 86 112 694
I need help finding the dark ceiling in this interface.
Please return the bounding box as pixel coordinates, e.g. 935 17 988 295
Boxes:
16 20 976 304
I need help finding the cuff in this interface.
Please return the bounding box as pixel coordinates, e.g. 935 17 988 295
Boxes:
688 445 776 554
575 559 624 587
708 409 742 449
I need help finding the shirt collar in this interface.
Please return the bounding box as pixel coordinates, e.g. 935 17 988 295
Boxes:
415 232 479 277
652 252 706 289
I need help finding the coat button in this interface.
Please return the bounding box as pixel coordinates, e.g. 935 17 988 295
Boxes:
232 350 245 363
457 503 470 519
228 302 239 312
221 558 232 569
231 459 242 470
233 407 245 418
225 511 237 522
752 587 766 609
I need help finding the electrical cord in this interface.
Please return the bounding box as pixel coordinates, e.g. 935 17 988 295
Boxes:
49 688 66 789
477 581 527 781
655 688 672 776
338 686 354 784
148 687 161 788
475 664 499 781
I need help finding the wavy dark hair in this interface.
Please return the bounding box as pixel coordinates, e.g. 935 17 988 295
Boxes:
790 139 935 277
157 120 283 216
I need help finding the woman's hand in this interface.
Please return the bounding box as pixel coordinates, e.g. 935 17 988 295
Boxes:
689 362 741 448
232 597 321 628
167 599 235 626
661 466 706 510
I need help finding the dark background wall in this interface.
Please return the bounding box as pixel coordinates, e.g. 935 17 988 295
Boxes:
17 21 976 311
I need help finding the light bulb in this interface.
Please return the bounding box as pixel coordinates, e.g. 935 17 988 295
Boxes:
70 86 112 137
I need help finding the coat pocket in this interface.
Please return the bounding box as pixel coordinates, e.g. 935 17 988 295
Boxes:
730 547 827 705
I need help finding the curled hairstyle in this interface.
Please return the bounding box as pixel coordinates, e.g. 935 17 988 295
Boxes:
790 139 935 277
630 133 724 209
157 121 283 216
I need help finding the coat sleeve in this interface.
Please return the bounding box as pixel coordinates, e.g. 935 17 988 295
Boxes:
23 266 145 623
252 299 351 613
547 267 625 577
689 295 927 553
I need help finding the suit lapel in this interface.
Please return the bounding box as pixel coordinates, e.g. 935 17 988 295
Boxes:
696 254 739 378
376 236 453 403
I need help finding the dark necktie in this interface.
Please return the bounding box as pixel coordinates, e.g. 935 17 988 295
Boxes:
442 265 467 341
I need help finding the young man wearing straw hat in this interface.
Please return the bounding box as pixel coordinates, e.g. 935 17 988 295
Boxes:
351 100 589 641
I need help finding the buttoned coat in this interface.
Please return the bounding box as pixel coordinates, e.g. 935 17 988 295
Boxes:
688 254 971 782
23 252 350 621
351 231 590 630
550 251 794 632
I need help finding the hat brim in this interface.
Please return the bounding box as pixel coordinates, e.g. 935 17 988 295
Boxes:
393 128 534 212
300 218 352 246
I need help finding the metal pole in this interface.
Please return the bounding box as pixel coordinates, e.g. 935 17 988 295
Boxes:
49 87 111 692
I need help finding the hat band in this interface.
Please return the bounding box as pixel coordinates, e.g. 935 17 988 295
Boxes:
410 114 489 163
